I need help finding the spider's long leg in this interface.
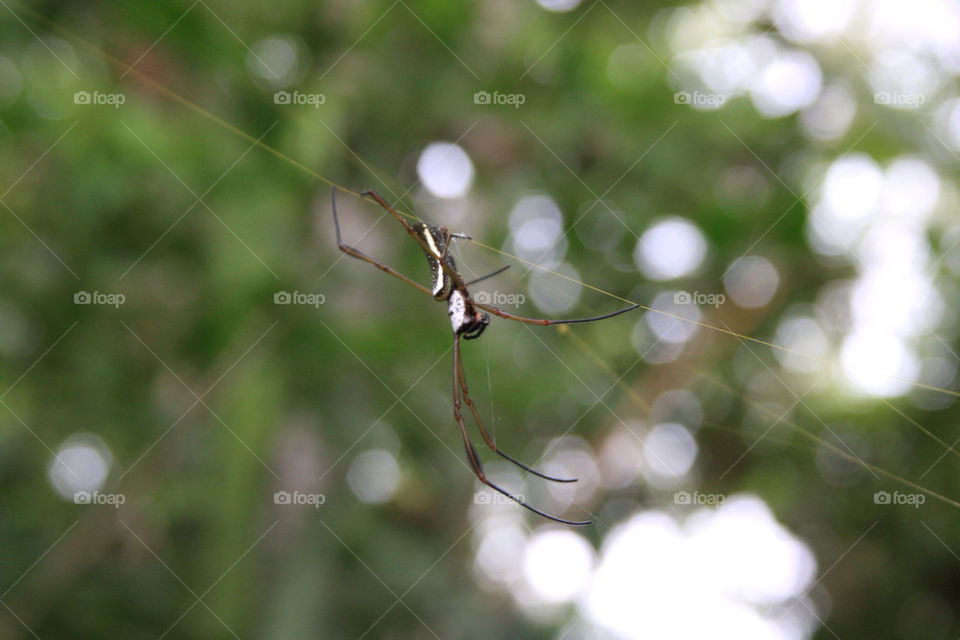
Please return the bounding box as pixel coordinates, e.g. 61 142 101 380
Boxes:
475 301 642 326
331 189 432 296
360 189 446 263
362 189 468 283
456 341 577 483
359 189 419 235
453 335 591 526
464 265 510 287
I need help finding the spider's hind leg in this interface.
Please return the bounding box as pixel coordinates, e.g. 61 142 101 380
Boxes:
453 312 574 484
456 350 576 484
453 335 591 525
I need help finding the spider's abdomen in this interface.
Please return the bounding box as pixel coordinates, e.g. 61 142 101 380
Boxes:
448 288 490 338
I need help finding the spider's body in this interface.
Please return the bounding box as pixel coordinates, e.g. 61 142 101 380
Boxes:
331 187 641 525
412 221 490 339
412 222 454 299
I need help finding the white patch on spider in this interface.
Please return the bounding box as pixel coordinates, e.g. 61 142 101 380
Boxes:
448 289 468 333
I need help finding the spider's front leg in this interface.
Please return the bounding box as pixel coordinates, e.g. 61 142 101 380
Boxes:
360 189 419 236
361 189 453 267
361 189 479 287
331 188 432 296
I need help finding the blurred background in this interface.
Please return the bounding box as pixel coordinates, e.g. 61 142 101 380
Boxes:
2 0 960 637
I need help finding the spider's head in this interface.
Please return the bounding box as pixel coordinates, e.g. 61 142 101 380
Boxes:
462 311 489 340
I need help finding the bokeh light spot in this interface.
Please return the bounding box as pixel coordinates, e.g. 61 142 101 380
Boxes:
635 218 707 280
723 256 780 308
47 434 113 500
417 142 475 199
347 449 401 503
750 50 822 118
643 422 698 482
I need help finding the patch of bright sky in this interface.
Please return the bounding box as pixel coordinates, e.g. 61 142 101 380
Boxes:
807 152 943 396
584 496 818 639
473 496 819 638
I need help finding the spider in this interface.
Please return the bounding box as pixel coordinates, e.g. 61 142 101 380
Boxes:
331 188 640 525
